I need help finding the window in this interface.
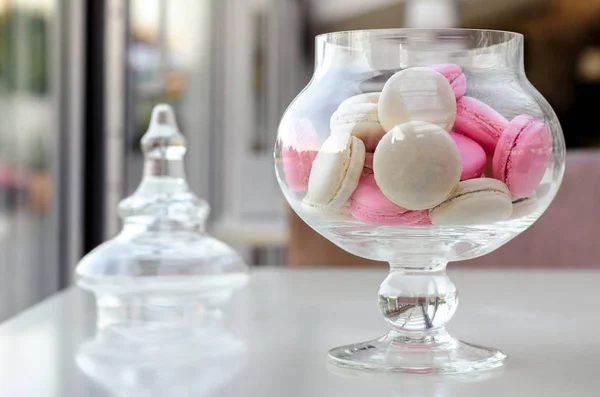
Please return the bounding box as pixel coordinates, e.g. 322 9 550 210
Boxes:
0 0 82 321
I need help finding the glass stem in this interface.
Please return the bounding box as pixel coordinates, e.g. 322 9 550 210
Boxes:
379 259 457 337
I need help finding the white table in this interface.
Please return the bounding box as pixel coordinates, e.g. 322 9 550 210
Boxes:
1 268 599 396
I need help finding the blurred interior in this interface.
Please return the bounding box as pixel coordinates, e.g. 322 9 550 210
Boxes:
1 0 599 321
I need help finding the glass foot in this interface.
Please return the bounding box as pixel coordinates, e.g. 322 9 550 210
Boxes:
328 330 506 374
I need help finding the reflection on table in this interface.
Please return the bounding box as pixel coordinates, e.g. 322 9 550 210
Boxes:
76 317 247 397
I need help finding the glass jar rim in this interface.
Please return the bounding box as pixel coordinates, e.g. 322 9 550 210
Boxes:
314 28 525 71
316 28 524 43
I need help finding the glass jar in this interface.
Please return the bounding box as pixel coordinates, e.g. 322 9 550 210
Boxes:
274 29 566 373
77 104 249 331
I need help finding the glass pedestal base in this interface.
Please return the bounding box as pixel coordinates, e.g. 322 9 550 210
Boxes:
328 329 506 374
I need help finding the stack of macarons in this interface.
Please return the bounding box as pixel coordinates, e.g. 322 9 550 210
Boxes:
281 64 553 226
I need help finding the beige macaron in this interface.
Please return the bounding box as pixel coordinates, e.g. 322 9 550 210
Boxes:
330 93 386 152
430 178 513 226
300 200 354 221
510 194 539 219
378 67 457 132
373 121 462 210
304 132 365 209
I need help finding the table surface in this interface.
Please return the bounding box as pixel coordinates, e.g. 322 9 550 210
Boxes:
1 267 600 397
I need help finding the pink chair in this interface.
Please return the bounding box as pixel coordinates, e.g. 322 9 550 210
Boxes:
459 150 600 268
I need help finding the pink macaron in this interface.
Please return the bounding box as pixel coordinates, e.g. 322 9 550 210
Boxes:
492 115 552 198
450 132 486 181
280 118 320 192
350 174 430 226
453 96 508 154
429 64 467 99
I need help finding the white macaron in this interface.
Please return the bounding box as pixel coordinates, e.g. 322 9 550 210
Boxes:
373 121 462 210
330 93 385 152
304 132 366 209
510 194 538 219
430 178 513 226
300 200 354 221
378 67 457 132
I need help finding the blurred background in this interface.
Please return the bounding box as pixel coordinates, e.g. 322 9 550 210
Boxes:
1 0 599 321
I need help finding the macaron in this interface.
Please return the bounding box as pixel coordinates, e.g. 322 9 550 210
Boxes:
373 121 462 210
412 216 433 226
280 118 320 192
450 132 486 181
350 174 429 226
330 93 385 152
453 96 508 154
430 178 513 226
492 115 552 198
428 64 467 99
304 132 365 209
337 92 380 106
510 195 538 219
301 200 354 221
378 67 457 132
